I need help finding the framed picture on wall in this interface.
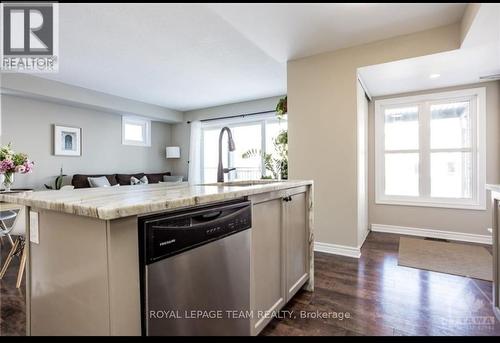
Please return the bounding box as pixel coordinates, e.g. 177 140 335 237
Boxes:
54 125 82 156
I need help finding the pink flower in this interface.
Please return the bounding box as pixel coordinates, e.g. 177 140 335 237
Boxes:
23 160 34 173
15 165 26 173
0 159 14 173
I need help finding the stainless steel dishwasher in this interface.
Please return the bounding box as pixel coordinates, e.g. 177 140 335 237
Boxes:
138 199 252 336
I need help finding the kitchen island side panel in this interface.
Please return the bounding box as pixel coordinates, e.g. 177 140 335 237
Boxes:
29 209 111 335
107 216 142 335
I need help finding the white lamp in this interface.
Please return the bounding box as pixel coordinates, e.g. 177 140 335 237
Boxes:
166 146 180 159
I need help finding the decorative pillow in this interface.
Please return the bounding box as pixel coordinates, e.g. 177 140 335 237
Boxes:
116 173 145 186
88 176 112 188
145 172 171 183
163 175 184 183
131 175 148 185
72 174 117 188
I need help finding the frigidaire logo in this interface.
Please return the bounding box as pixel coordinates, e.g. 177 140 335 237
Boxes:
1 2 59 72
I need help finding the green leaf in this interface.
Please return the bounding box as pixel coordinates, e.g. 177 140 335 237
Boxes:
55 175 64 190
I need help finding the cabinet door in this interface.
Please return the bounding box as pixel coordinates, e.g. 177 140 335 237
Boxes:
250 197 285 335
285 191 309 301
494 198 500 321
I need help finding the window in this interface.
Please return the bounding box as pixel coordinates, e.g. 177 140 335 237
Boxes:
375 88 486 210
200 114 287 183
122 116 151 146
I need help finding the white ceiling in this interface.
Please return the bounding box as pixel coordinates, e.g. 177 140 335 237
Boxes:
39 3 468 111
358 3 500 97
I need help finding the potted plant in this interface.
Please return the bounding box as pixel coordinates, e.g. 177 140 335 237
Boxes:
242 96 288 179
44 167 67 190
276 96 287 120
0 143 34 192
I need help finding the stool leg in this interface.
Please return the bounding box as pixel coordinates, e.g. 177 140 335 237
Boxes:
7 234 14 247
0 238 19 279
16 241 27 288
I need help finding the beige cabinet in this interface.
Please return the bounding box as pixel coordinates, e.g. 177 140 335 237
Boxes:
284 191 309 301
250 195 285 335
493 195 500 321
249 187 310 335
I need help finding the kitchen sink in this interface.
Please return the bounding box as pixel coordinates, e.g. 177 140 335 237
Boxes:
200 180 283 187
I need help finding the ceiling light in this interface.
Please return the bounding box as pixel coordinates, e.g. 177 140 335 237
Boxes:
429 73 441 79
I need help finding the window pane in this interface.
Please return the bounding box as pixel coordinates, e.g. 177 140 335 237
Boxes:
431 152 472 198
384 106 419 150
202 128 225 182
232 124 262 180
265 120 288 177
124 123 144 141
385 153 419 196
431 101 470 149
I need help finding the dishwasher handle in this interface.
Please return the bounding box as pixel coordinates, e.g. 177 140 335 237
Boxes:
151 205 249 231
192 211 223 222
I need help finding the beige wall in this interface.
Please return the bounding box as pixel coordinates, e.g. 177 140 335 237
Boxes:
170 95 283 179
1 95 173 189
287 23 461 247
460 3 481 43
368 81 500 236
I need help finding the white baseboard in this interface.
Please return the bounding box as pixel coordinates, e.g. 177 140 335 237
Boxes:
357 229 370 249
371 224 492 245
314 241 361 258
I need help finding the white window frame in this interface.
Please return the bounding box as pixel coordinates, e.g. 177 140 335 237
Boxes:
375 87 486 210
122 116 151 147
200 113 287 183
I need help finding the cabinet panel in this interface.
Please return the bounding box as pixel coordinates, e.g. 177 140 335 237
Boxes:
285 192 309 301
250 198 284 335
30 210 110 335
494 199 500 320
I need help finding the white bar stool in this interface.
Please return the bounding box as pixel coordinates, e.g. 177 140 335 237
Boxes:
0 206 27 288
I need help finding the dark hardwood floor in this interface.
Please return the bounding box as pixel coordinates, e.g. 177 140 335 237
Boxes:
0 232 498 336
0 236 26 336
262 232 500 336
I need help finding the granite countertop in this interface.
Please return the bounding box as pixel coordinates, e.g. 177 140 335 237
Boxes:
0 180 313 220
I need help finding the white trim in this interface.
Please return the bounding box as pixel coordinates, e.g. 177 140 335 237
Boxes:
374 87 487 210
314 241 361 258
371 223 492 245
358 228 370 249
357 74 372 101
374 198 487 210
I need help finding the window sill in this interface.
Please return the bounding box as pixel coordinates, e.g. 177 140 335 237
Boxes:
122 140 151 147
375 198 486 211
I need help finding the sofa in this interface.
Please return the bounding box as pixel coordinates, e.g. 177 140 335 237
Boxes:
71 172 171 189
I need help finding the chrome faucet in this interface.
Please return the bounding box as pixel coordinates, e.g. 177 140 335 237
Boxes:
217 126 236 182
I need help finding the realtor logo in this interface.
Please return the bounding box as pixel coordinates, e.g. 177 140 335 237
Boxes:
1 2 59 72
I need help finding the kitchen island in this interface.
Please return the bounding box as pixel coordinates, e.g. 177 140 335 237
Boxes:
0 180 314 336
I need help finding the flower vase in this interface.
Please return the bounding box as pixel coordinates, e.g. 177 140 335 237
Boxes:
2 172 14 192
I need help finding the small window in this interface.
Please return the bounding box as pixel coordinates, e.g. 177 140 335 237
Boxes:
375 87 486 210
122 116 151 147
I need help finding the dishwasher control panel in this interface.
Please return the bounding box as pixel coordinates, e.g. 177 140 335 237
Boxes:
140 200 251 264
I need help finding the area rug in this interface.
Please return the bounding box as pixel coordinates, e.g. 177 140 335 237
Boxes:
398 237 492 281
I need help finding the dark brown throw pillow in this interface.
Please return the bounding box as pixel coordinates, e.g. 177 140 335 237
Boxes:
116 173 145 186
145 172 171 184
72 174 118 188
